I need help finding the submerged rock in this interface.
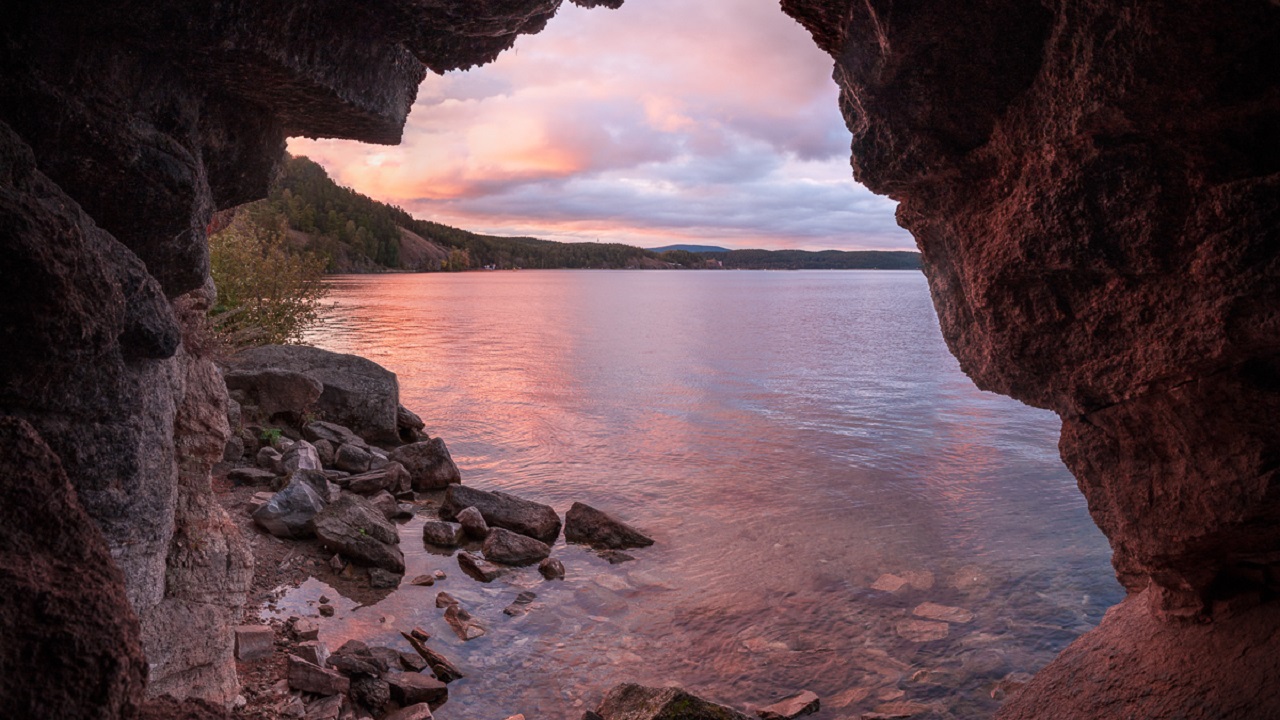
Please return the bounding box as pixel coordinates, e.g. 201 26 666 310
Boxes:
313 494 404 573
441 485 561 544
565 502 654 550
595 683 753 720
482 527 551 566
457 551 505 582
756 690 820 720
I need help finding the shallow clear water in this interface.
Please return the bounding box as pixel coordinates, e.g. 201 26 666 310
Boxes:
281 270 1122 718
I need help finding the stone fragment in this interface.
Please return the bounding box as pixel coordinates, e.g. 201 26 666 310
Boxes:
912 602 974 624
398 403 426 433
350 677 391 713
444 603 485 641
595 683 753 720
435 592 458 609
395 503 416 519
539 557 566 580
288 655 350 696
457 551 505 582
441 485 561 544
410 627 431 642
369 490 399 519
313 438 335 467
391 438 462 490
410 574 436 587
387 673 449 706
400 652 429 672
757 690 820 719
900 570 935 590
248 491 276 514
433 570 447 579
282 439 323 474
293 468 340 503
384 704 434 720
422 520 464 547
335 443 373 473
296 640 329 668
871 574 910 593
314 494 405 573
253 478 326 538
865 700 937 718
233 625 274 661
305 693 343 720
482 527 552 566
598 549 635 564
290 617 320 641
257 446 284 473
895 619 950 642
399 632 464 683
230 467 277 486
829 688 872 709
304 421 368 449
457 506 489 539
339 463 410 496
564 502 654 549
319 604 335 617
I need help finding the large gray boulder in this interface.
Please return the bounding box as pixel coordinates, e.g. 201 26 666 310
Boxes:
482 527 550 566
223 368 323 425
441 485 561 544
594 684 752 720
281 439 322 474
253 478 326 538
231 345 401 445
314 494 404 573
564 502 654 550
390 438 461 491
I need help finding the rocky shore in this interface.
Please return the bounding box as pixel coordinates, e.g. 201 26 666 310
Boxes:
214 344 695 720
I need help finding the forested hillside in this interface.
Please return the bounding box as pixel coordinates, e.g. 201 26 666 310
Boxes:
262 155 920 273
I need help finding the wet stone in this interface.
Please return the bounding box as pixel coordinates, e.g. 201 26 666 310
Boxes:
912 602 974 624
598 549 635 564
410 574 436 586
422 520 464 547
757 690 820 720
539 557 566 580
384 703 434 720
871 574 910 593
387 673 449 706
400 652 429 672
457 551 505 582
895 619 950 642
369 568 402 589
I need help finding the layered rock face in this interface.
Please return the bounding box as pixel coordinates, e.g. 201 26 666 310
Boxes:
0 0 618 715
782 0 1279 715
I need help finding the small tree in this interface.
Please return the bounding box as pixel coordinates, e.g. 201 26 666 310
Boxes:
209 203 329 347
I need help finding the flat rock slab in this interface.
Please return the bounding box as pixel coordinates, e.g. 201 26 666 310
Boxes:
895 619 950 642
596 683 753 720
457 551 505 582
287 655 349 696
757 690 820 720
387 672 449 706
912 602 974 624
564 502 654 550
441 485 561 544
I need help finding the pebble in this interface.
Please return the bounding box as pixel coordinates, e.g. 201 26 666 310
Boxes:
318 604 335 617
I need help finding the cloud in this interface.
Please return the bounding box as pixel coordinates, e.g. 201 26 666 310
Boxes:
288 0 915 251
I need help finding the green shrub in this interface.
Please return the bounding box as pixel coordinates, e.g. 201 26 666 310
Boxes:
209 203 329 347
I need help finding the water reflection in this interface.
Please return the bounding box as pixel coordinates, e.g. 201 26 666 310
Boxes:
287 270 1121 718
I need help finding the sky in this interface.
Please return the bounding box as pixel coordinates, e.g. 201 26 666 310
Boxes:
288 0 914 252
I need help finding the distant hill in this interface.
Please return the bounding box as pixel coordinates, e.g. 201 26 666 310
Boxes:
264 156 921 273
648 244 731 253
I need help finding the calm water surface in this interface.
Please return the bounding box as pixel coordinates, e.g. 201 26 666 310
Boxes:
281 270 1122 718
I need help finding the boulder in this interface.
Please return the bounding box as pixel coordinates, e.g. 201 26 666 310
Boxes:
256 446 283 474
223 368 323 424
313 438 335 467
338 463 410 495
252 478 326 538
422 520 464 547
441 486 561 544
296 640 329 668
756 691 820 720
287 655 349 696
231 345 401 445
313 494 404 573
565 502 654 550
397 404 426 442
335 443 372 473
350 677 391 713
369 568 401 589
457 506 489 539
457 551 505 582
369 491 399 520
387 673 448 706
281 439 322 474
539 557 566 580
303 420 368 450
222 434 245 462
595 684 752 720
482 528 551 566
391 438 461 491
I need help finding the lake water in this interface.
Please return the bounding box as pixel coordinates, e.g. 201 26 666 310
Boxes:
285 270 1122 718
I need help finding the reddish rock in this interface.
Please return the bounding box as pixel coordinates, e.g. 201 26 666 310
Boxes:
287 655 349 696
233 625 274 661
564 502 654 550
387 673 449 706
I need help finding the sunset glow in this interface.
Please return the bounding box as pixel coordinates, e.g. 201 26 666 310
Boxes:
289 0 913 251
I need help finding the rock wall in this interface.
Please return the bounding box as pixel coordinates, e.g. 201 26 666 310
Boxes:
781 0 1280 715
0 0 620 715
